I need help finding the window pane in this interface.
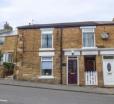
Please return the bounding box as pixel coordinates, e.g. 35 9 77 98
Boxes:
41 34 52 48
0 37 5 45
42 69 52 75
103 56 114 59
48 34 52 48
83 33 87 47
42 35 47 48
83 32 94 47
41 56 53 76
8 54 12 62
89 33 94 47
42 61 52 69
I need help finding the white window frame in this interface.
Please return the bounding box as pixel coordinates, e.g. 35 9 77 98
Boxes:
0 37 5 45
39 56 54 79
81 26 96 49
40 28 53 50
3 53 13 63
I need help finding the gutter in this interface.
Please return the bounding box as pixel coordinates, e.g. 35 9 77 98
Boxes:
60 28 63 84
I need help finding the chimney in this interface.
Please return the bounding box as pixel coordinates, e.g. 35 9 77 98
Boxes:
4 22 13 31
112 18 114 21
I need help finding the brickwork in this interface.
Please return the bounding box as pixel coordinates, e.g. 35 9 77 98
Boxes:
2 35 18 52
62 56 67 85
79 55 85 86
96 55 104 87
16 28 62 84
96 26 114 48
63 27 82 49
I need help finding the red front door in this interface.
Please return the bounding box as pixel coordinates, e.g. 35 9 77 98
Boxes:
68 57 77 84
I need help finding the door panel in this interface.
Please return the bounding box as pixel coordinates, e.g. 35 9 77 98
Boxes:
103 58 114 85
85 56 96 71
84 56 97 85
68 58 77 84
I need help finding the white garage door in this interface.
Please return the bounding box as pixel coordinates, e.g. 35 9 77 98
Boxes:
103 56 114 85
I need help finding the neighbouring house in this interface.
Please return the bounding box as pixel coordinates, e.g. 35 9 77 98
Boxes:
15 20 114 87
1 33 18 63
0 22 13 34
0 32 18 77
0 22 18 77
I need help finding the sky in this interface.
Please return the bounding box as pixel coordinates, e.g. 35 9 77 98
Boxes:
0 0 114 28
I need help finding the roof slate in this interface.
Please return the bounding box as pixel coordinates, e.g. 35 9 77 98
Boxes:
17 21 114 29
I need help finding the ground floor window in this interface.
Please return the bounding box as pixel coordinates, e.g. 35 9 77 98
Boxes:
2 53 13 63
41 56 53 76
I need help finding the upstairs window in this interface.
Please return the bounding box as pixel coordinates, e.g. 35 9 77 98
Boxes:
83 32 94 47
42 34 52 48
81 27 96 48
0 37 5 45
41 29 53 48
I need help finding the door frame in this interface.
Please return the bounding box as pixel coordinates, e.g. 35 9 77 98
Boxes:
66 56 79 85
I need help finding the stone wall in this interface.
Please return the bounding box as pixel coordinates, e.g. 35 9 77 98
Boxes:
16 25 114 86
2 35 18 52
17 29 62 84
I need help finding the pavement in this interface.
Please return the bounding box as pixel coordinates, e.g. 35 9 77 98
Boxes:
0 78 114 95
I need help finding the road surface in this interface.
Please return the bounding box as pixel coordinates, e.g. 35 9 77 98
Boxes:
0 84 113 104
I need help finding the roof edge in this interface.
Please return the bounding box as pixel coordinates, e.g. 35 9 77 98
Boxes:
17 21 114 29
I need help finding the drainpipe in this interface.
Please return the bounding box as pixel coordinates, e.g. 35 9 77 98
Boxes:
13 35 18 80
60 28 63 84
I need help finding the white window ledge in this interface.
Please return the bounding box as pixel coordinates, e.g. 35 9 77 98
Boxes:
39 51 55 56
39 76 54 79
82 47 97 50
39 48 55 51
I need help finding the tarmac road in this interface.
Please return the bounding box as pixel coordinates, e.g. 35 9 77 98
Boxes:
0 84 114 104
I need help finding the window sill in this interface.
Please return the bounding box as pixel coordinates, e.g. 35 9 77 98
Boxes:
82 47 97 49
39 76 54 79
39 48 55 51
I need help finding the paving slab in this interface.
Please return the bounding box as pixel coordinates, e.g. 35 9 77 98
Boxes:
0 79 114 95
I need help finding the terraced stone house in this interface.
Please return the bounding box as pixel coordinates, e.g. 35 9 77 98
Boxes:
0 23 18 77
0 23 17 65
16 21 114 87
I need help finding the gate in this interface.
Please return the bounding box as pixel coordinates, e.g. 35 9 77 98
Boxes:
85 71 97 85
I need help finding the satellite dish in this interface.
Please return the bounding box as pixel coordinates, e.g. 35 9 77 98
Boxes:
101 32 109 39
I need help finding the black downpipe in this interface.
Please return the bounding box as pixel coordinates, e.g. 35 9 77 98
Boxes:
60 28 63 84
